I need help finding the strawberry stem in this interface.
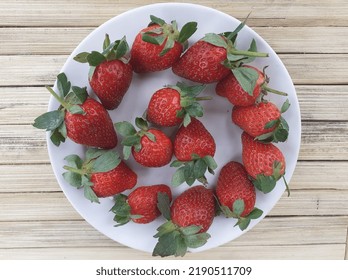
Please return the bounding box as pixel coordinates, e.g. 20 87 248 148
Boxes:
230 49 268 58
282 175 290 197
195 96 212 101
262 85 288 96
63 165 86 175
45 85 70 110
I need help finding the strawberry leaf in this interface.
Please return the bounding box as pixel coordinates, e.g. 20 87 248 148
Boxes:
202 33 228 48
248 208 263 219
171 167 186 187
178 22 198 44
142 33 165 45
64 86 87 105
235 217 251 231
33 110 64 131
57 72 71 97
64 154 83 169
110 194 131 226
193 158 208 179
114 121 137 137
123 145 132 160
73 52 90 63
87 51 106 66
50 129 66 146
83 184 100 203
91 150 121 173
152 231 180 257
114 37 129 60
184 232 210 248
62 171 82 188
150 15 166 26
103 34 111 51
232 67 259 96
180 225 202 236
68 105 85 115
157 192 171 221
232 199 245 216
281 99 291 113
159 37 175 56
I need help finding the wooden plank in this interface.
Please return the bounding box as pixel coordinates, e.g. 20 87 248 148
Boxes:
300 121 348 160
0 164 59 193
0 0 347 27
1 189 347 222
270 190 348 216
1 54 348 87
0 216 346 249
1 161 347 193
1 120 347 165
296 85 348 121
0 244 345 260
2 85 347 125
2 27 348 55
0 87 50 125
0 125 49 164
0 122 345 164
290 161 348 191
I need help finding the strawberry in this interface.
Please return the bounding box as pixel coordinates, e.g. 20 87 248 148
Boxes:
33 73 117 149
111 184 172 225
115 117 173 167
146 82 209 127
232 99 291 143
216 161 263 230
216 65 288 106
152 185 215 257
130 15 197 73
172 17 268 84
241 132 289 195
62 148 137 203
171 118 217 187
74 35 133 110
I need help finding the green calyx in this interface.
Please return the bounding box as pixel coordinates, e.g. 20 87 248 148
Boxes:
253 161 290 196
142 15 198 56
110 194 143 226
32 72 87 146
152 193 210 257
170 154 218 187
218 198 263 231
202 14 268 96
74 34 130 66
167 82 210 127
62 148 121 203
114 117 156 160
256 99 291 143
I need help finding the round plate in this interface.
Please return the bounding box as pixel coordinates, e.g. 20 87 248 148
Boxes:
47 3 301 254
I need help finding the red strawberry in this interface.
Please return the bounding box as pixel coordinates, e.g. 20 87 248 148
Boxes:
241 132 289 195
152 185 215 257
74 35 133 110
111 184 172 225
216 65 264 105
146 82 209 127
232 100 290 143
130 15 197 73
172 39 230 83
216 65 288 106
174 118 216 161
172 20 268 84
33 73 117 149
115 117 173 167
62 148 137 203
171 118 217 187
171 186 215 233
216 161 263 230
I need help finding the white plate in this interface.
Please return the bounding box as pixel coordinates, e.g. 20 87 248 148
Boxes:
47 3 301 254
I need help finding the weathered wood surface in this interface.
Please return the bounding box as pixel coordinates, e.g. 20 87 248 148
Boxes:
0 0 347 260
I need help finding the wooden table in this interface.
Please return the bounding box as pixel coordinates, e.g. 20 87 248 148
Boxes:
1 0 348 260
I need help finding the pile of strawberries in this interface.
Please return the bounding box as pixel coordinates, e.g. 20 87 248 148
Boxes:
34 15 291 257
